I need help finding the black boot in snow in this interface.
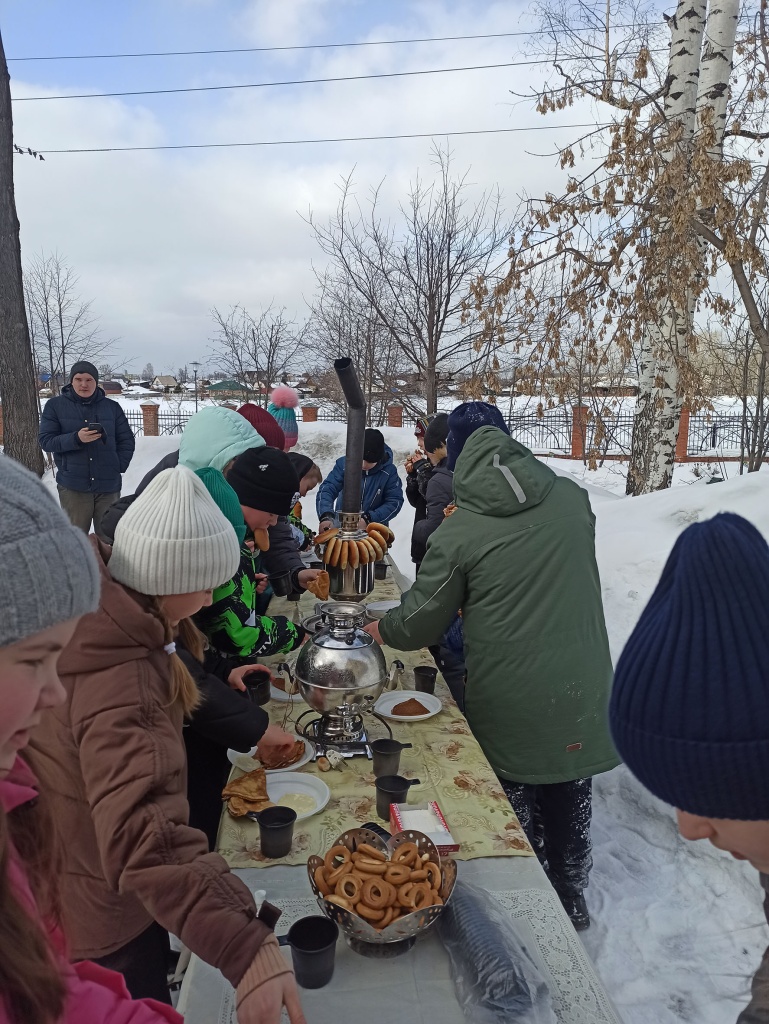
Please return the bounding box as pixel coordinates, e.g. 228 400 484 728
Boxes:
558 892 590 931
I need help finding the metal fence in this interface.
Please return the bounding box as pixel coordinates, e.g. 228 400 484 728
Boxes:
124 409 144 436
158 411 193 435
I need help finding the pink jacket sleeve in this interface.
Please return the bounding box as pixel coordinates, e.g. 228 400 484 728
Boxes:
64 961 182 1023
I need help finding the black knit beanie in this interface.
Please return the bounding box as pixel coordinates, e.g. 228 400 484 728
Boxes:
69 360 99 383
363 428 385 464
227 447 300 515
424 413 449 454
288 452 315 481
610 512 769 821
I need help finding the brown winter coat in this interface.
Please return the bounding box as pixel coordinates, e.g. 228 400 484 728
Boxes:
29 539 271 988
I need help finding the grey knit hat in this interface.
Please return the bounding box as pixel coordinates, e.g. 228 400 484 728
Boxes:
0 454 100 647
110 465 241 595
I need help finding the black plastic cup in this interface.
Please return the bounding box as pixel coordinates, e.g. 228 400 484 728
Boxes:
279 916 338 989
243 667 272 706
257 806 296 858
374 561 388 581
269 570 294 597
375 775 421 821
413 666 438 694
371 738 413 779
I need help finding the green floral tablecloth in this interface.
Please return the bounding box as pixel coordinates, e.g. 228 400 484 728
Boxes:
216 573 533 867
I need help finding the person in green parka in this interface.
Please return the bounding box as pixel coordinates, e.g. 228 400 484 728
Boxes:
366 403 619 930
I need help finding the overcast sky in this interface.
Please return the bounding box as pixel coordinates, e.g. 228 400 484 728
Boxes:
4 0 617 374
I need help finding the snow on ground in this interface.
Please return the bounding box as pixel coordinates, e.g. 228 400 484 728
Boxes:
49 423 769 1022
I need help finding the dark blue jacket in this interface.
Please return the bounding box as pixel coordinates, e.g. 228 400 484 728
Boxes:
39 385 135 493
316 445 404 525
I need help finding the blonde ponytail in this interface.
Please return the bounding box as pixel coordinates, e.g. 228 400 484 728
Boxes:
148 598 203 716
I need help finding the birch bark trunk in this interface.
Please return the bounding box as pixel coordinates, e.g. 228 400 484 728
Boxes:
626 0 707 495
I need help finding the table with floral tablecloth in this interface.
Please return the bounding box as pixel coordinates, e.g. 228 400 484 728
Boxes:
216 570 533 868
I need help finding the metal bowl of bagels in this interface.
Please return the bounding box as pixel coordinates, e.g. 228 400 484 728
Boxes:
307 827 456 946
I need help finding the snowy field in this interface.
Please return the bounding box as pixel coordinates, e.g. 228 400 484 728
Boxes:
43 423 769 1023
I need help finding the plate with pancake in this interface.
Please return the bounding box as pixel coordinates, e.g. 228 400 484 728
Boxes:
227 737 314 774
374 690 442 722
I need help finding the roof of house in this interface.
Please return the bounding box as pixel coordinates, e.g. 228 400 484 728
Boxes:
153 375 178 387
207 378 245 391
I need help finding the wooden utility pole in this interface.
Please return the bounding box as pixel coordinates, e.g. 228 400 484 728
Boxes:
0 28 43 474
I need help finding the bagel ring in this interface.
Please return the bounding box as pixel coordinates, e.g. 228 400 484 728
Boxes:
357 843 387 862
353 856 388 875
392 842 419 867
384 863 411 885
314 865 332 897
336 873 362 903
355 901 385 922
410 868 428 882
425 862 442 889
411 886 431 910
397 881 414 908
379 905 395 929
326 860 353 886
361 877 394 910
326 894 352 911
324 845 351 873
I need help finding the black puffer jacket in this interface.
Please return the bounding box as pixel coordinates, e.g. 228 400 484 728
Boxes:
39 386 135 493
411 459 453 564
180 644 269 849
406 456 430 564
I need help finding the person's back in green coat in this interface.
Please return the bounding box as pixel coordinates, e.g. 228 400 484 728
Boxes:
376 410 619 928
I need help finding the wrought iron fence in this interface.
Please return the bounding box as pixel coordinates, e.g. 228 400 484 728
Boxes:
158 411 193 435
124 409 144 436
687 413 744 455
505 411 572 453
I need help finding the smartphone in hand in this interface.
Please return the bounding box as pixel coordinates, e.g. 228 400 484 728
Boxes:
86 422 105 436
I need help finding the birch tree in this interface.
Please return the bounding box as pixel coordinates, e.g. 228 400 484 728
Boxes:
478 0 767 494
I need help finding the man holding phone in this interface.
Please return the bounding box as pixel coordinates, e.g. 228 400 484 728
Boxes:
39 360 135 537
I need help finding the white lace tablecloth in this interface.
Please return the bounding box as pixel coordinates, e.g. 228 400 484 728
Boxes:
178 884 621 1024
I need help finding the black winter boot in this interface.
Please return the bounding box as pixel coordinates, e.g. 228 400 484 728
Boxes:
558 891 590 931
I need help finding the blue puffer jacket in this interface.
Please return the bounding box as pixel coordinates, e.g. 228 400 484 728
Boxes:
316 445 404 525
39 386 135 493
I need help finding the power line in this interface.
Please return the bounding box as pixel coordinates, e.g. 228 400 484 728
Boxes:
13 53 656 102
6 25 662 62
38 123 611 154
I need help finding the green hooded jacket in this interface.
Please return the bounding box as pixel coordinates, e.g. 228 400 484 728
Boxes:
379 426 619 785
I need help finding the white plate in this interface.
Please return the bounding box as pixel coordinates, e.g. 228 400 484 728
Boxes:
266 772 330 820
270 682 304 703
374 690 443 722
227 738 314 775
365 600 401 620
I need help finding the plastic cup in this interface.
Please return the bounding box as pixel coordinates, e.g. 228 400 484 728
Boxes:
243 668 272 706
280 916 338 989
257 806 296 858
374 562 388 581
375 775 421 821
371 739 413 779
269 570 294 597
413 666 438 694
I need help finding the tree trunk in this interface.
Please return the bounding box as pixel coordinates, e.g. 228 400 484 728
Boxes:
424 364 437 415
0 31 43 475
626 0 707 495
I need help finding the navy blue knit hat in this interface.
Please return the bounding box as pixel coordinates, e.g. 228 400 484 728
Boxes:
446 402 510 470
610 512 769 821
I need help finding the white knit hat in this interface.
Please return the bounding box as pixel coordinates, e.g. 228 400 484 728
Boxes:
110 466 241 595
